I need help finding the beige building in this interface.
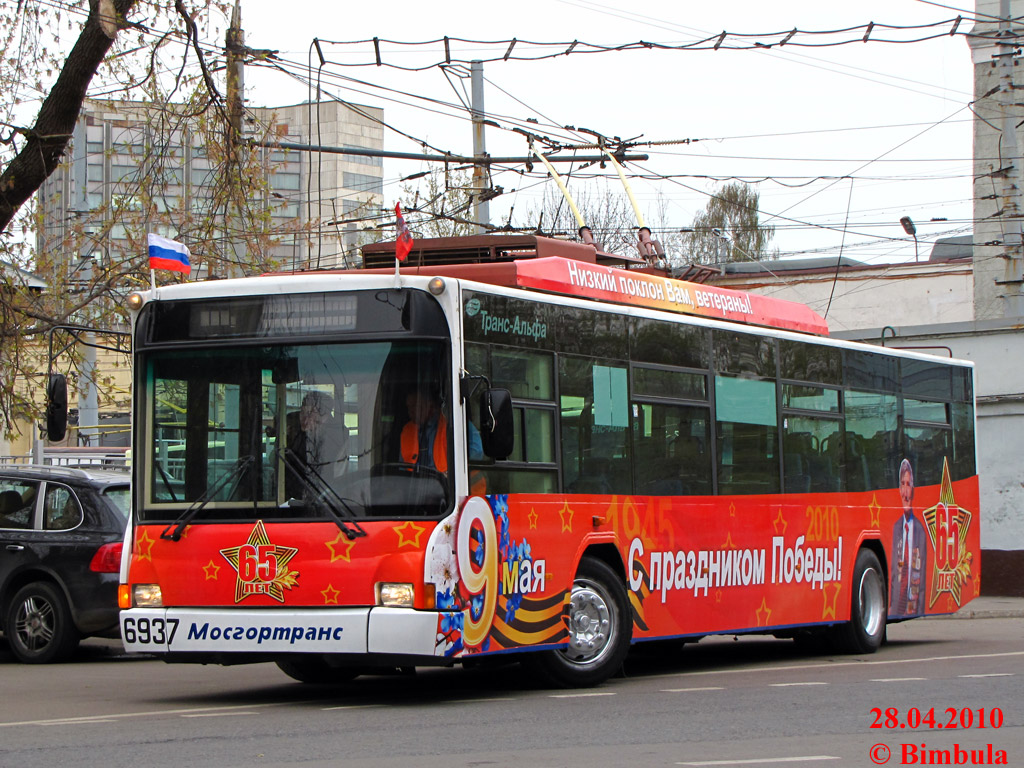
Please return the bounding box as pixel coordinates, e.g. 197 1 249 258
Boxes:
36 98 384 274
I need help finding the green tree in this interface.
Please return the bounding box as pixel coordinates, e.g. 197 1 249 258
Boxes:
682 182 778 264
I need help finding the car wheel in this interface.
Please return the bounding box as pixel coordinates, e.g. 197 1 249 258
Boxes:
275 656 360 684
832 548 887 654
527 556 632 687
6 582 80 664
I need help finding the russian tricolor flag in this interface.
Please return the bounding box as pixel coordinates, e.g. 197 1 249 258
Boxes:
148 233 191 275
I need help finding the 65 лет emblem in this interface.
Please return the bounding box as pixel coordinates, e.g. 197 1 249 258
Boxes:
220 520 299 603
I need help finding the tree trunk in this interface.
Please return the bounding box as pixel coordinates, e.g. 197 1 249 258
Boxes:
0 0 137 232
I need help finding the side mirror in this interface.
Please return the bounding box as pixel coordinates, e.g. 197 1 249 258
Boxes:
46 373 68 442
480 388 514 460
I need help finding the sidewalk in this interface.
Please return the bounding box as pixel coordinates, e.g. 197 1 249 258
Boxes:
927 596 1024 620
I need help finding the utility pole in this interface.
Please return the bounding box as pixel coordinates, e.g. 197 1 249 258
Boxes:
223 1 245 278
470 61 490 234
996 0 1024 317
76 254 98 447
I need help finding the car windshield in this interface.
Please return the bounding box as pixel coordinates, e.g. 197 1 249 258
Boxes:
137 339 452 522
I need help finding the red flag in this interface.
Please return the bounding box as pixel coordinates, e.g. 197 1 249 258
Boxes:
395 203 413 262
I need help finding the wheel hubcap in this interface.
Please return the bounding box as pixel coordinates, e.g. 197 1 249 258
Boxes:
15 596 55 651
858 566 885 638
563 579 615 665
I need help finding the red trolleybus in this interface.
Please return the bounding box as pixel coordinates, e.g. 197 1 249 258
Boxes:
119 235 980 687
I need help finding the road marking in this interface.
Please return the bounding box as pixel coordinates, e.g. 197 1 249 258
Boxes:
871 677 928 682
677 757 840 766
321 704 384 711
768 682 828 687
181 711 259 718
0 703 276 728
662 687 725 692
958 673 1015 678
661 650 1024 680
441 697 516 704
549 692 616 698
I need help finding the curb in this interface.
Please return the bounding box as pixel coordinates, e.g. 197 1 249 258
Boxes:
924 599 1024 620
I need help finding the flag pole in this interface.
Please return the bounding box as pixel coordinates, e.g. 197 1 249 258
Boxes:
394 201 411 290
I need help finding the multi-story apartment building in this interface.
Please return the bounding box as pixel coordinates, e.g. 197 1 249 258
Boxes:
36 98 384 274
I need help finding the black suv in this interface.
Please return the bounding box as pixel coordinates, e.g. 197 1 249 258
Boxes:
0 465 129 663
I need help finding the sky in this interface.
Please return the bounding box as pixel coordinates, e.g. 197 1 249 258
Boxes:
225 0 979 266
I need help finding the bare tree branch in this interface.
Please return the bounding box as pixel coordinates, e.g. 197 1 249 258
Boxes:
0 0 138 232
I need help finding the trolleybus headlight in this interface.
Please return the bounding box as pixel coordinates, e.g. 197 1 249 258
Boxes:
427 277 446 296
126 292 145 311
376 582 415 608
132 584 164 607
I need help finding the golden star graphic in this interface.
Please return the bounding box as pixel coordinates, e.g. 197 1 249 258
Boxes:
220 520 299 603
755 597 772 627
202 559 220 580
325 531 356 562
722 532 736 549
136 528 155 562
729 501 737 518
321 584 340 604
394 521 426 548
868 495 881 529
528 508 539 529
821 583 843 620
559 501 574 533
772 509 787 535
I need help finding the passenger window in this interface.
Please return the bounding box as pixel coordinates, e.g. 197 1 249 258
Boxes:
783 416 843 493
465 343 558 493
715 375 779 495
44 485 83 531
633 403 712 495
845 390 898 491
560 356 631 494
0 481 36 529
491 349 553 400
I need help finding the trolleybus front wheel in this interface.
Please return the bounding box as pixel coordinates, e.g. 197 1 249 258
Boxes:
832 548 887 654
527 556 632 688
276 655 360 684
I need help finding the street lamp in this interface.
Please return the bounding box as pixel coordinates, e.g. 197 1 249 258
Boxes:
712 228 731 262
900 216 919 262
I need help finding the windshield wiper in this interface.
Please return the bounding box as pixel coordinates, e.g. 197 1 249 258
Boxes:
280 448 367 540
160 455 256 542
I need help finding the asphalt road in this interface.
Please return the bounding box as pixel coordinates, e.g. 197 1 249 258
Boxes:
1 616 1021 768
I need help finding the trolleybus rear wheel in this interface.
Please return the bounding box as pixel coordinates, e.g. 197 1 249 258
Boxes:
832 548 887 654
